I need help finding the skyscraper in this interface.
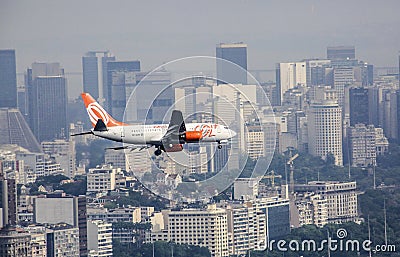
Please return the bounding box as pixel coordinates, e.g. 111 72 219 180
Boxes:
347 124 376 167
106 60 140 120
82 51 115 104
129 71 173 124
276 62 307 106
0 50 17 108
307 100 343 166
327 46 356 60
333 66 362 108
349 87 369 126
216 43 247 85
27 62 67 142
0 176 17 227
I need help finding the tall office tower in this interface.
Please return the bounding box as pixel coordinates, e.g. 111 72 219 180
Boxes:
0 50 17 108
361 63 374 86
26 62 67 142
347 124 377 167
87 220 113 257
276 62 307 105
0 108 42 153
349 87 369 126
307 100 343 166
306 59 331 86
379 89 398 141
333 66 361 108
17 86 27 115
216 43 247 85
0 176 17 227
82 51 115 103
327 46 356 60
368 87 380 127
397 90 400 142
106 60 140 120
0 228 32 256
129 71 172 124
77 196 87 257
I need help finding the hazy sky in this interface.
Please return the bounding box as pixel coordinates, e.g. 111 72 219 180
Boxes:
1 0 399 78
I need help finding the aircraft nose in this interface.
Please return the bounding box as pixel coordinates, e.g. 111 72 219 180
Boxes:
229 129 237 138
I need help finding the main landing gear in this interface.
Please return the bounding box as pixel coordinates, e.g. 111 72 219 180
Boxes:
217 141 223 149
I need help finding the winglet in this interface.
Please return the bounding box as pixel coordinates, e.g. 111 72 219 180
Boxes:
81 92 127 127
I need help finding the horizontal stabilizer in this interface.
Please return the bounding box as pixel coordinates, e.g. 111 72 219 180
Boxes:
94 119 108 132
70 131 93 136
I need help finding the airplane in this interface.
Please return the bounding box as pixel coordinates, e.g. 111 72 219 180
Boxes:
73 93 237 156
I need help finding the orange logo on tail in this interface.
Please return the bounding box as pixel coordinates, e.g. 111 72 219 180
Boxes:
81 92 126 127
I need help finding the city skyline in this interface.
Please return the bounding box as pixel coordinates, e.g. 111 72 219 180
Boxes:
1 0 399 75
1 2 400 256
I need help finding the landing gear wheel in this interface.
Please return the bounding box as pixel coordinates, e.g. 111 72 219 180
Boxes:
218 144 223 149
154 149 162 156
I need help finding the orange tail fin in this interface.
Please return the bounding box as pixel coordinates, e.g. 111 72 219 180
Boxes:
81 93 127 127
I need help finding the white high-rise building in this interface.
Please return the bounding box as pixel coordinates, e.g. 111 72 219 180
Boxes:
333 67 362 107
147 205 229 257
41 139 76 178
347 124 377 167
87 165 118 193
87 220 113 257
245 124 265 159
277 62 307 105
295 193 328 227
295 181 358 224
225 203 266 256
307 100 343 166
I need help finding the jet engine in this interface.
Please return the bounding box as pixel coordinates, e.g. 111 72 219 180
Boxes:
180 131 203 142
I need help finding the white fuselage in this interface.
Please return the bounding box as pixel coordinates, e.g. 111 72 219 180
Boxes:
92 123 236 145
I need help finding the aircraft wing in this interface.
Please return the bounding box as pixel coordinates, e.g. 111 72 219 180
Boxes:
162 110 186 145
